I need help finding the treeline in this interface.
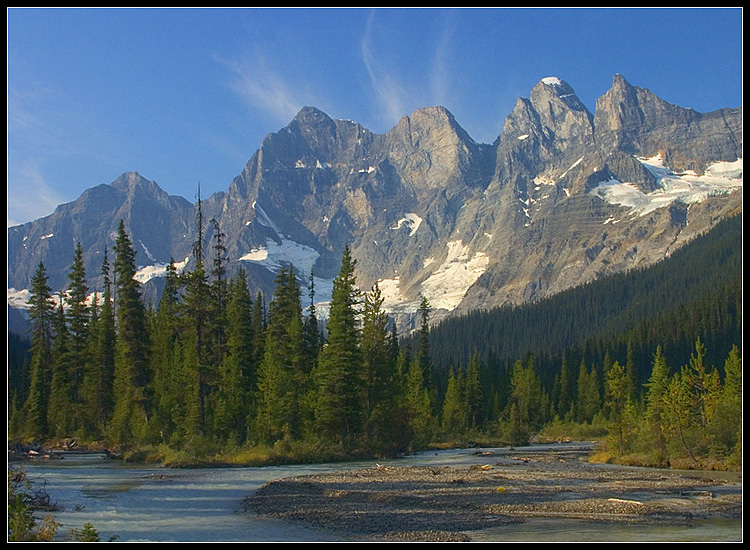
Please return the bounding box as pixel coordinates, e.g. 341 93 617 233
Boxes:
7 215 742 467
8 220 438 457
428 214 742 377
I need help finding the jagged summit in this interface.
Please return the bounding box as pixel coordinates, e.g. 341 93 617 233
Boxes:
7 74 742 322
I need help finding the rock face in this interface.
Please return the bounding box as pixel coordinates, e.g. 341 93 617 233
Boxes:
7 74 742 322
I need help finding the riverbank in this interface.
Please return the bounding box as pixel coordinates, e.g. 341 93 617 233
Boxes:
246 448 742 542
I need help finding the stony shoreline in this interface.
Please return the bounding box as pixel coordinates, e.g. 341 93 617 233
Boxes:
245 449 742 542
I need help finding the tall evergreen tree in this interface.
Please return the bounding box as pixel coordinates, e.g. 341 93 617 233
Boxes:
23 263 56 440
255 265 307 442
361 282 400 453
441 367 467 434
416 295 433 389
110 220 152 443
643 346 671 465
209 219 229 369
314 245 364 446
47 300 72 436
708 346 742 460
404 356 433 448
92 250 116 428
506 358 544 441
149 259 183 441
604 360 631 454
181 260 212 436
65 242 90 430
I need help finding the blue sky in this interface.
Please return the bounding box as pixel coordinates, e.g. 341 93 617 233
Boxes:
7 7 743 227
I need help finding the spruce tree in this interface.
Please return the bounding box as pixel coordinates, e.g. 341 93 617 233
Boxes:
47 301 72 437
23 263 56 440
314 245 363 446
65 242 90 431
225 270 256 404
643 346 671 465
93 250 116 426
111 220 152 443
441 367 466 434
404 356 433 448
255 265 306 442
604 360 630 455
181 260 212 437
209 219 228 369
416 295 432 388
149 260 182 441
361 282 399 453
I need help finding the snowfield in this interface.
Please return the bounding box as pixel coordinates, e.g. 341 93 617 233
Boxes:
590 155 742 217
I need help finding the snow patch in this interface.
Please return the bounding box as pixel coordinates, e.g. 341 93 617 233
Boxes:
560 156 584 179
391 213 423 236
8 288 31 310
134 256 190 284
377 276 411 313
591 155 742 216
40 233 54 240
541 76 562 86
243 201 335 305
252 201 283 235
420 240 489 311
138 240 157 263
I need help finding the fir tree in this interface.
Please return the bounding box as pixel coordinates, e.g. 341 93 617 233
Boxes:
255 265 306 442
47 301 72 437
441 367 467 434
361 282 399 453
404 356 433 448
643 346 671 465
23 263 56 440
604 360 630 454
110 220 152 443
149 260 182 440
65 242 90 430
92 250 116 427
314 245 364 446
181 260 212 436
416 295 433 389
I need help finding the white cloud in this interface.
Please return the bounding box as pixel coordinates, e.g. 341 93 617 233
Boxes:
7 161 65 227
361 12 410 126
360 10 460 130
218 49 313 126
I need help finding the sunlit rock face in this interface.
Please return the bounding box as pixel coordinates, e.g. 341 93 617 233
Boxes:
8 74 742 325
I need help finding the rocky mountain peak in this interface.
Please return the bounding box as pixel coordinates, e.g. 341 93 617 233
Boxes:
7 74 742 324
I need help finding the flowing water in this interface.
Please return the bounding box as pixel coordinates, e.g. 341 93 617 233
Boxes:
17 444 742 542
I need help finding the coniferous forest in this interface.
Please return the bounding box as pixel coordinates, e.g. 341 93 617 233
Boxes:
7 214 742 470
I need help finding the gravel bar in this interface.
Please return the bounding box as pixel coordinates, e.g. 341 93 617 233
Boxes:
245 449 742 541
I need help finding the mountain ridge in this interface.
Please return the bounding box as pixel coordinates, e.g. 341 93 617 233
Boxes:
7 74 742 323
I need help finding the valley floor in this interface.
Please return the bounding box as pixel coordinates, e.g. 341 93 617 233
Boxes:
246 448 742 542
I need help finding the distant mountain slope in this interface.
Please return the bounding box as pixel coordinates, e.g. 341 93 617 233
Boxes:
426 213 742 376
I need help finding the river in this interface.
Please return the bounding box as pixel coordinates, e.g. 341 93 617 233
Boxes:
17 443 742 542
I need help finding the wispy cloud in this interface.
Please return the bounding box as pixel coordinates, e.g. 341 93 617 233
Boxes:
428 13 456 109
360 11 410 126
7 161 65 227
360 10 458 128
217 48 313 126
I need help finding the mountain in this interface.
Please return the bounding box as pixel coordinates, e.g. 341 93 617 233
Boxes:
7 74 742 326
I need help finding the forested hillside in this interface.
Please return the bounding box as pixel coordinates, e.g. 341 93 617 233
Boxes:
426 213 742 393
7 214 742 469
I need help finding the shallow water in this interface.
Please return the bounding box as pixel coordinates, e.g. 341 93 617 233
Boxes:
18 444 742 542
